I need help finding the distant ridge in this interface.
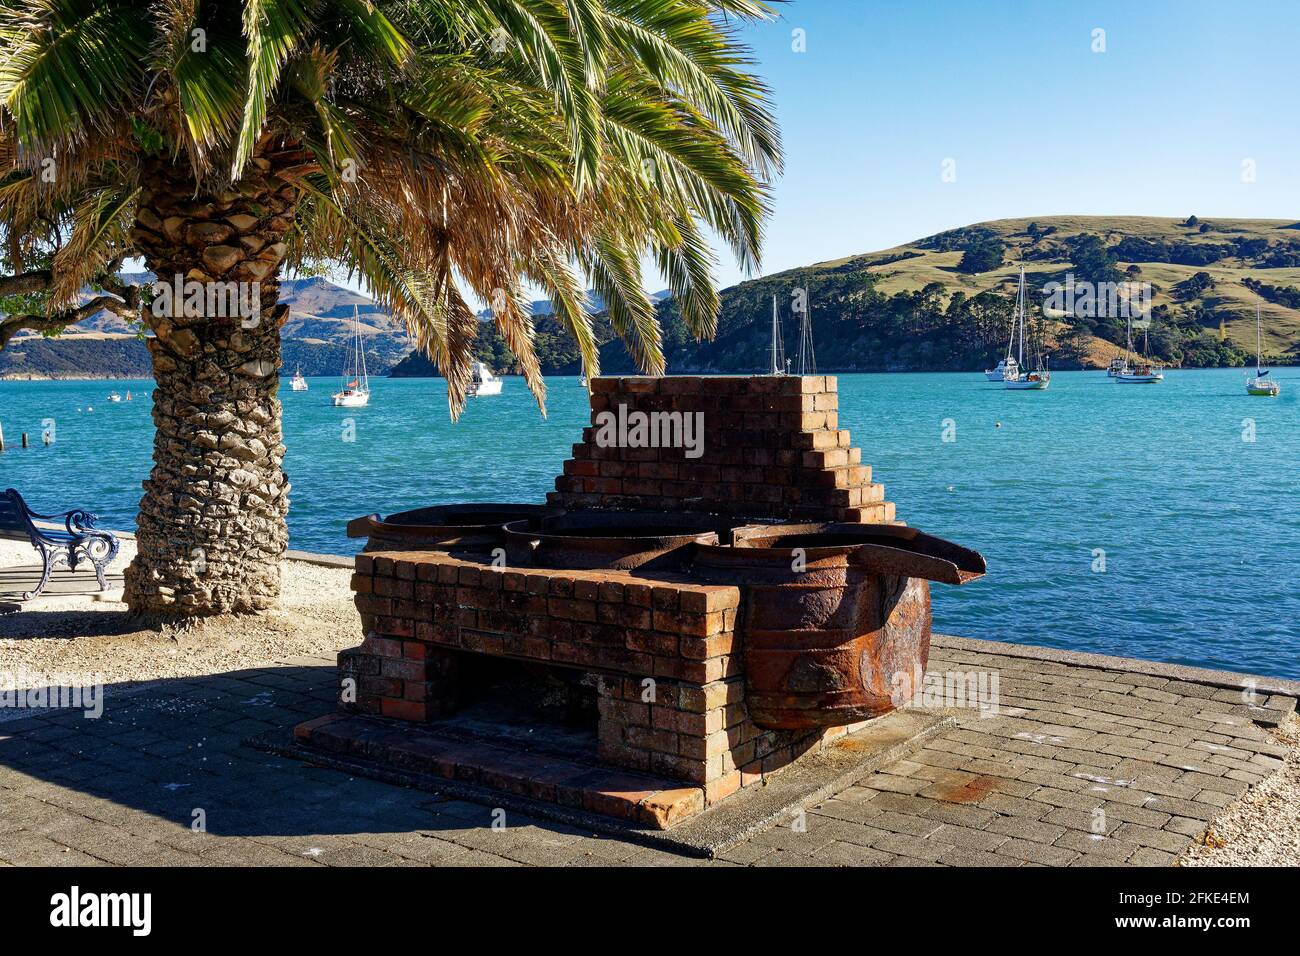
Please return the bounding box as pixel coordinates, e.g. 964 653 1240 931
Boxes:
7 217 1300 378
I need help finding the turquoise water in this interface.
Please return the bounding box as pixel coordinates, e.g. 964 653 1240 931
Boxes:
1 369 1297 678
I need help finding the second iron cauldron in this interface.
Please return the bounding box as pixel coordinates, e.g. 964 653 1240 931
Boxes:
346 503 553 553
690 523 986 731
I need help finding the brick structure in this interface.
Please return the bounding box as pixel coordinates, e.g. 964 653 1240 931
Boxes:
317 549 876 823
550 375 896 523
304 375 912 828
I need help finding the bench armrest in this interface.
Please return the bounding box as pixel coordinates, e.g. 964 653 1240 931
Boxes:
28 508 102 535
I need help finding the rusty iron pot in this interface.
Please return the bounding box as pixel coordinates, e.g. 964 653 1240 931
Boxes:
503 511 738 571
346 503 554 554
690 523 986 730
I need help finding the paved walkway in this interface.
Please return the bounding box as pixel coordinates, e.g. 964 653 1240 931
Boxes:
0 639 1293 866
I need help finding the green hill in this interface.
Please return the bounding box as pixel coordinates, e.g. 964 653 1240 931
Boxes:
605 215 1300 374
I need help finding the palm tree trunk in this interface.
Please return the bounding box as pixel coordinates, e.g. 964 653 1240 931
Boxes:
123 145 302 617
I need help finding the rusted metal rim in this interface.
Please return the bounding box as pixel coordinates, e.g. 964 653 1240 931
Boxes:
345 503 554 542
703 522 986 586
503 511 741 570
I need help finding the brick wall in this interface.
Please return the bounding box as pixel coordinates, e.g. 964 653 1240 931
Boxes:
345 549 872 807
549 375 897 523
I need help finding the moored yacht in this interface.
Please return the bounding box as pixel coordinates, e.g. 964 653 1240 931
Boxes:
291 367 309 391
332 307 371 407
1246 297 1280 396
1115 314 1163 383
1003 268 1050 390
985 356 1020 382
468 361 503 396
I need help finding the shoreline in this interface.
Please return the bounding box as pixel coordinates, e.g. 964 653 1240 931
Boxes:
3 365 1289 383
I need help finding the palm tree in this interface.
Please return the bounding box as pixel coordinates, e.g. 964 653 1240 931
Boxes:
0 0 781 618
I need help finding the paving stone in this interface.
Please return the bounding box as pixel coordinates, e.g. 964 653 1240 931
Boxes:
985 814 1066 844
812 840 894 866
935 845 1021 866
929 824 1009 852
1111 823 1194 854
1053 829 1141 862
994 837 1080 866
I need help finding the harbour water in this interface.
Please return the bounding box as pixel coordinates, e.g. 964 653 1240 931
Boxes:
1 369 1296 678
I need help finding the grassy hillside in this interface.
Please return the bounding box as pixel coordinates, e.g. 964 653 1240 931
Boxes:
597 215 1300 374
811 216 1300 363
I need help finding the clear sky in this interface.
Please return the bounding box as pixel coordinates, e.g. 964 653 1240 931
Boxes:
286 0 1299 300
731 0 1300 287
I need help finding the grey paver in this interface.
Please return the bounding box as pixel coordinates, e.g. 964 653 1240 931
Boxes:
0 643 1289 869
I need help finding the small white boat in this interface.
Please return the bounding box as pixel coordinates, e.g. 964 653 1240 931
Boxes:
1004 268 1050 390
1116 365 1163 384
1246 298 1280 396
290 367 308 391
107 392 121 403
578 373 588 388
1106 357 1128 377
1114 312 1163 384
332 307 371 407
984 357 1020 382
468 361 503 397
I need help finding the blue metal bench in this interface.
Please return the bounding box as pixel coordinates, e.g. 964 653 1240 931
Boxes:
0 488 121 600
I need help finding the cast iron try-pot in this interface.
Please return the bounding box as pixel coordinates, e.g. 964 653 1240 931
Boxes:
690 523 986 730
346 503 553 554
503 511 741 571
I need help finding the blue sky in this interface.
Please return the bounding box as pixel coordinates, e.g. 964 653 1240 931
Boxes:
304 0 1298 300
731 0 1300 287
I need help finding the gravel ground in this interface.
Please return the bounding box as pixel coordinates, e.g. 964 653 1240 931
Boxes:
1179 713 1300 866
0 539 359 699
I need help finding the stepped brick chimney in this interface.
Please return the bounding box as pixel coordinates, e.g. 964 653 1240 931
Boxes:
549 375 896 523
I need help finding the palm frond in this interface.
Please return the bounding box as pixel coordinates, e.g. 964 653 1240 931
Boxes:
50 183 138 307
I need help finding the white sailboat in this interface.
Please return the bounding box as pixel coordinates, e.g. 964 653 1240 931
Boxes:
1115 312 1163 383
468 361 502 396
332 307 371 407
290 367 308 391
768 294 787 375
1246 297 1280 396
1004 268 1050 390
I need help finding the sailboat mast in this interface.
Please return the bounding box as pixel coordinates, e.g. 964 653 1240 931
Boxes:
357 306 369 387
1257 298 1264 372
771 295 778 375
797 297 816 375
1005 279 1018 362
1017 270 1025 365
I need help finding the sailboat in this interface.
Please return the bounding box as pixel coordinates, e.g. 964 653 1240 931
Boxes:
768 294 787 375
332 307 371 407
1115 312 1163 383
290 367 308 391
1004 268 1050 390
468 361 502 396
1246 297 1281 396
